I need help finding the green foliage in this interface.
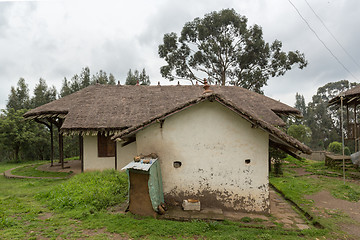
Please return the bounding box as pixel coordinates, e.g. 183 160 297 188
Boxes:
332 184 360 202
327 141 350 155
60 67 118 98
294 92 306 120
91 69 115 85
0 214 16 229
0 109 38 162
300 80 358 150
36 170 128 212
240 216 252 223
31 78 57 108
270 147 286 176
287 124 312 145
125 68 151 85
158 8 307 92
6 78 31 111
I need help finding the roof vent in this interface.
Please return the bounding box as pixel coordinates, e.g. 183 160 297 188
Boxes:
136 80 139 86
203 79 213 94
158 81 161 86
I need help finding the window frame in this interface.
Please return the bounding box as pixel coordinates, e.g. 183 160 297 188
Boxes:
97 133 116 158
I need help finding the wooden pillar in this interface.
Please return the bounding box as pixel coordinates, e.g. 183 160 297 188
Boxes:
59 132 64 169
346 105 349 133
268 152 271 173
79 134 84 173
114 141 117 171
55 118 65 169
355 103 358 152
50 122 54 167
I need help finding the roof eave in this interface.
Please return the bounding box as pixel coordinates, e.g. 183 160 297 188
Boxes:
113 93 312 154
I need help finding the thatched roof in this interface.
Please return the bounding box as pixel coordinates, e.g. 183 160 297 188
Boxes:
329 85 360 106
24 84 310 154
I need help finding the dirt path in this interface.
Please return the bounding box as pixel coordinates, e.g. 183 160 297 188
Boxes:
37 160 82 174
306 190 360 239
291 167 360 239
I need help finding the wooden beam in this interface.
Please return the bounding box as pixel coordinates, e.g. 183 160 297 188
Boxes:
50 122 54 167
34 118 51 129
269 141 302 160
47 118 63 129
59 131 64 169
114 141 117 171
355 103 358 152
55 118 65 169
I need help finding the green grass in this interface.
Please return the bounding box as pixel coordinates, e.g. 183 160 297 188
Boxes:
272 156 360 203
11 163 72 178
36 169 128 213
0 161 36 174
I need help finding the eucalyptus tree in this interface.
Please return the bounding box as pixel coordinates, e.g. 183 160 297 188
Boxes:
159 9 307 93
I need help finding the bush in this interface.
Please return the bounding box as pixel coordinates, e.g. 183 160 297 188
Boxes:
269 147 286 176
327 141 350 155
36 169 128 212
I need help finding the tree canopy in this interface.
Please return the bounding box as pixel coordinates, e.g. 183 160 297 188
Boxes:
60 67 118 98
158 8 307 93
6 78 31 111
287 124 312 145
291 80 357 151
32 78 57 108
125 68 151 86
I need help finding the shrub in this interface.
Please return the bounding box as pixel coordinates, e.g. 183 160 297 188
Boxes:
327 141 350 155
269 147 286 176
36 169 128 212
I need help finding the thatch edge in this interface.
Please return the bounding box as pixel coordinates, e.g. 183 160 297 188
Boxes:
113 93 312 154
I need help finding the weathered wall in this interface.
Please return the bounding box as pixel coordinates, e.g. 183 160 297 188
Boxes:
136 100 270 213
117 141 137 169
83 135 115 171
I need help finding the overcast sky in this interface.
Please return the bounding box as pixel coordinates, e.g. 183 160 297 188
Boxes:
0 0 359 110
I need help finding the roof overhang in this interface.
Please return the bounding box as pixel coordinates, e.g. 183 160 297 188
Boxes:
113 93 312 154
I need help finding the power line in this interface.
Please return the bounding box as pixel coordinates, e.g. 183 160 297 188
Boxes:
304 0 360 69
288 0 359 81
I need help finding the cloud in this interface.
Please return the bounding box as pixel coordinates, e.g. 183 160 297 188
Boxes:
0 0 359 110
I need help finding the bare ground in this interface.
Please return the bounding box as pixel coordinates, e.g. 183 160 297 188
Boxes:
306 190 360 239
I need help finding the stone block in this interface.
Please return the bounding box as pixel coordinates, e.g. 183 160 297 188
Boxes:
182 200 200 211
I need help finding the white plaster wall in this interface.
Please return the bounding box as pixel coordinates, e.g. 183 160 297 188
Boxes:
136 100 269 213
116 141 137 170
83 135 115 171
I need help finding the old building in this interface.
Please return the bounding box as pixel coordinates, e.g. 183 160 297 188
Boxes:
24 83 311 213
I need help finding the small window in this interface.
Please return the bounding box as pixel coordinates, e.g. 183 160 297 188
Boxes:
98 133 115 157
173 161 182 168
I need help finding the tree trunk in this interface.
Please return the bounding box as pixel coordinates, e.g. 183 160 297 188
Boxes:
14 145 20 162
221 70 226 86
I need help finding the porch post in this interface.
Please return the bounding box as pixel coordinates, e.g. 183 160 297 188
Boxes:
355 103 357 152
59 132 64 169
50 122 54 167
114 141 118 170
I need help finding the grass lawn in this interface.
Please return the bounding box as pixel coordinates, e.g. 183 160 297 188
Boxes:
10 163 72 178
0 158 354 239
